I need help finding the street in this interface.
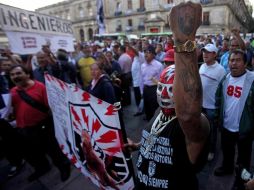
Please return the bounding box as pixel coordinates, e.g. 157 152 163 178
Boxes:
0 91 253 190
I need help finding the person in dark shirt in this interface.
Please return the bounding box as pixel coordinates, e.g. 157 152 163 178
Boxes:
86 61 116 105
125 3 210 189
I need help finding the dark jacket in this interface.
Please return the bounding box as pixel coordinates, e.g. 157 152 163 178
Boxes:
87 75 116 104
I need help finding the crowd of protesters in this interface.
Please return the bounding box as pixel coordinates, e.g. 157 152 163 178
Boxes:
0 27 254 189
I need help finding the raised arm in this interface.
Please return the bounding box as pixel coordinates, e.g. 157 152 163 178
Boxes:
231 28 246 50
169 2 209 163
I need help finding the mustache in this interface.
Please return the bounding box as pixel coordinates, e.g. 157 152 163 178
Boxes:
12 77 22 83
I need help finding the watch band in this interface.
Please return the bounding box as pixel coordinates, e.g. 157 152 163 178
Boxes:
174 40 196 53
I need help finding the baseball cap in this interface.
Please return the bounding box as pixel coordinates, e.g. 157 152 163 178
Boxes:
164 49 175 62
201 43 218 53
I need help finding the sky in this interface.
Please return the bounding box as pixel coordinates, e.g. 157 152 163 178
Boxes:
0 0 65 11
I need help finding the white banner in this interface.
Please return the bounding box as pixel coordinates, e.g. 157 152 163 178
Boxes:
6 31 74 54
0 4 74 54
45 74 135 190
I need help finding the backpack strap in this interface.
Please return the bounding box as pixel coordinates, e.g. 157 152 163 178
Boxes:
16 90 49 113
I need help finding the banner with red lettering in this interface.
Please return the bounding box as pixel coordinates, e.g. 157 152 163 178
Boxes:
45 74 135 190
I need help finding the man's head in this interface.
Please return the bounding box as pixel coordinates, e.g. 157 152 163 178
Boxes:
119 46 126 55
112 44 119 55
42 44 51 54
201 43 218 65
36 51 48 68
82 44 92 57
144 46 156 63
222 38 229 49
0 59 12 73
155 44 163 54
57 49 68 62
9 64 30 86
229 38 240 51
105 51 113 62
228 49 247 77
164 49 175 66
157 65 175 116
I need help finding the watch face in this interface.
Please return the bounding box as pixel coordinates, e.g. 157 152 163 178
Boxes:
185 40 195 52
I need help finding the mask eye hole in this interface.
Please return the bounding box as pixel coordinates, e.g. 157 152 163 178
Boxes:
158 84 163 92
168 86 172 93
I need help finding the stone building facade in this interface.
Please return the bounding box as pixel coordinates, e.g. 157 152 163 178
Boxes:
1 0 252 43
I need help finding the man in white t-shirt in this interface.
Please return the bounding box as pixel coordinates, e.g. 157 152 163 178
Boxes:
199 43 226 161
214 49 254 190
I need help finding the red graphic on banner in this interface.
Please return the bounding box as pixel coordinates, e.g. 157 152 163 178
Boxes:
82 92 91 101
71 106 81 125
81 108 89 126
92 119 101 134
45 74 51 81
96 130 117 143
56 78 67 90
98 99 103 104
105 104 117 115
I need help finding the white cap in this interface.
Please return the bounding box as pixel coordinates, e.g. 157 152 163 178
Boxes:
201 43 218 53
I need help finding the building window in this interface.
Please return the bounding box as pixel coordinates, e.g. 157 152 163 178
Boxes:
58 11 63 18
137 0 146 12
139 18 145 25
88 28 93 40
115 2 122 16
80 29 84 42
116 20 122 31
66 10 70 20
140 0 145 8
88 7 93 16
128 0 132 9
79 7 84 18
167 0 173 3
116 2 121 12
128 19 133 27
202 12 210 25
138 18 145 30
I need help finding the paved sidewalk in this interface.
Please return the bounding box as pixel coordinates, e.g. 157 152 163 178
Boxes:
0 102 253 190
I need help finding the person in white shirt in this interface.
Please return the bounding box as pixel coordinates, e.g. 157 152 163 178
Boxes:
140 46 164 121
199 43 226 161
130 45 145 116
214 49 254 190
118 46 132 106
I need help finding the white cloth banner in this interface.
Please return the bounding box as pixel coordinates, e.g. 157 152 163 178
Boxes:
0 93 11 119
45 74 135 190
0 4 74 54
6 31 74 54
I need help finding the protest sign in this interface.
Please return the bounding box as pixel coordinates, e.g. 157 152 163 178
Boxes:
45 74 135 190
0 4 74 54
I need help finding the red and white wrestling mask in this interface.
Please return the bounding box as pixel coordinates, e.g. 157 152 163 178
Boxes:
156 65 175 116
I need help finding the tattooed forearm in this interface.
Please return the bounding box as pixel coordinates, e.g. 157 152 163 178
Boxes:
177 54 202 100
179 70 202 100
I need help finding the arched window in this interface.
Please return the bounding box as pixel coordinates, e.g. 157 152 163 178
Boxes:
88 28 93 40
80 29 85 42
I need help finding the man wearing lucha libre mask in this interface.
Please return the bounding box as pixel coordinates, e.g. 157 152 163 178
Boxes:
125 2 210 190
